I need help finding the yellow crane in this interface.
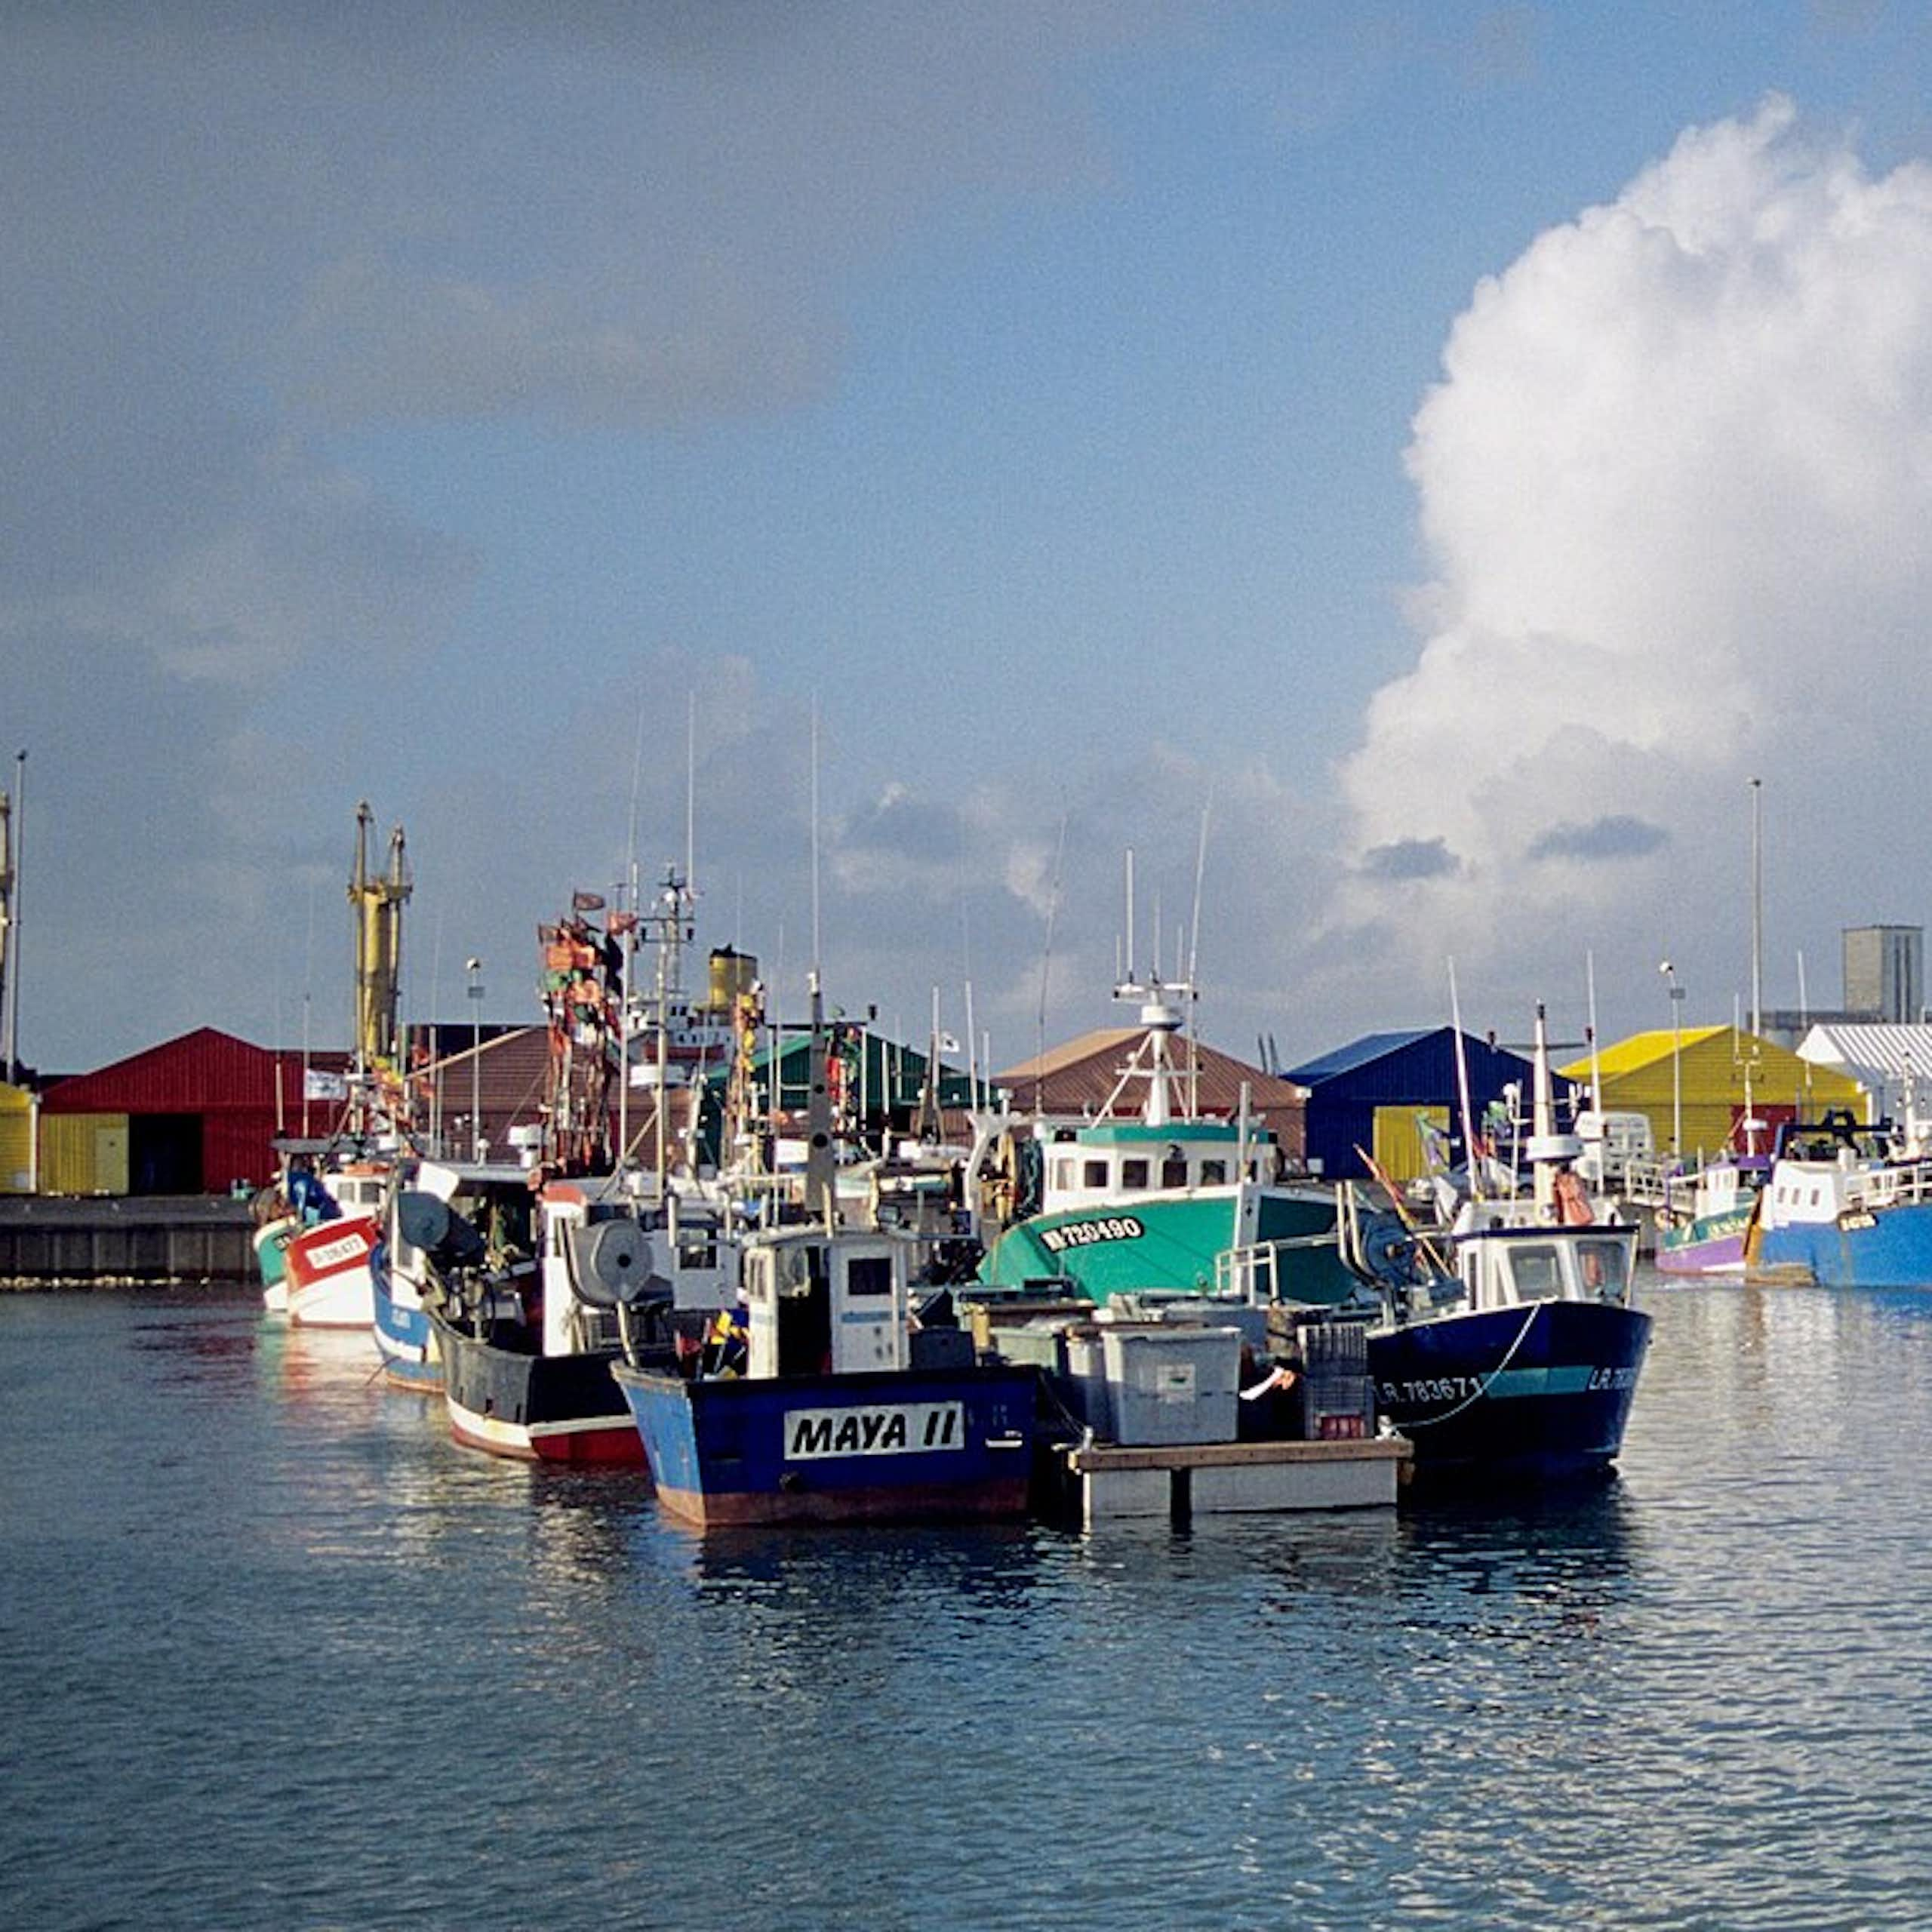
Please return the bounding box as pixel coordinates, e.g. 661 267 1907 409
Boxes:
348 801 411 1121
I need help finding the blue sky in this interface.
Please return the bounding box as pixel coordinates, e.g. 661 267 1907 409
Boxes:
11 2 1932 1075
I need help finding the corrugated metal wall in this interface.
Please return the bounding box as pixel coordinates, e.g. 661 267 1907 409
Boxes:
1301 1031 1573 1180
38 1028 278 1114
0 1084 34 1192
1373 1104 1449 1183
41 1114 131 1195
1593 1034 1865 1162
38 1032 307 1195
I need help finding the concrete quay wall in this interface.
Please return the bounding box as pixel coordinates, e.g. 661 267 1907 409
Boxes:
0 1197 257 1284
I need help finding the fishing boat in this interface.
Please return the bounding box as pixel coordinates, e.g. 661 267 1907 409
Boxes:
282 1159 389 1329
614 1219 1037 1527
372 1156 535 1391
427 1182 737 1465
252 1196 298 1313
426 879 742 1463
1744 1109 1932 1288
278 803 415 1329
973 967 1349 1309
614 974 1038 1525
1335 1006 1651 1484
1654 1153 1770 1276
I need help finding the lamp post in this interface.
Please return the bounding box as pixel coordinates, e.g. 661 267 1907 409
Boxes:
466 957 484 1161
1660 959 1685 1158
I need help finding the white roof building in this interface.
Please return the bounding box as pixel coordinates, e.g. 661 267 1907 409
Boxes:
1797 1023 1932 1120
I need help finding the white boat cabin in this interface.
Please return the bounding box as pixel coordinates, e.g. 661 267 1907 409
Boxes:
540 1182 739 1355
325 1164 388 1219
1761 1149 1932 1228
1035 1118 1275 1214
1447 1205 1638 1315
744 1228 912 1379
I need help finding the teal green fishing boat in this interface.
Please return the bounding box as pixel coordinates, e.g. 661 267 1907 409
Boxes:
974 969 1352 1308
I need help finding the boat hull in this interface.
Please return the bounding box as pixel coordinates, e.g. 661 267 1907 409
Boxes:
1368 1299 1652 1484
1751 1202 1932 1289
371 1266 442 1392
254 1214 297 1291
283 1216 381 1329
979 1189 1353 1306
1655 1206 1752 1276
614 1362 1038 1527
430 1311 644 1466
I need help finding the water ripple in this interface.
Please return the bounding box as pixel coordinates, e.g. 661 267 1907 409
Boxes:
5 1278 1932 1928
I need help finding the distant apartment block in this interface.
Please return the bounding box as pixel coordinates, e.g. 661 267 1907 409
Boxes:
1842 924 1923 1023
1762 922 1925 1046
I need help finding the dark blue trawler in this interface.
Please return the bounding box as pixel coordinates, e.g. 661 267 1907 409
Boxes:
1335 1005 1651 1485
613 1223 1038 1527
1351 1211 1651 1482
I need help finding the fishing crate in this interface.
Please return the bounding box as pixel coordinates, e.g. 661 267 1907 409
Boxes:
1295 1320 1377 1441
1099 1324 1242 1447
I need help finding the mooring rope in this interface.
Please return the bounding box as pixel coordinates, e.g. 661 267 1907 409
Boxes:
1392 1300 1543 1429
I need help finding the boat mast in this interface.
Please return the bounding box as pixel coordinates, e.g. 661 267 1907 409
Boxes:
1106 844 1195 1127
1750 776 1764 1040
0 751 17 1084
1448 958 1480 1200
802 700 834 1222
1187 801 1210 1118
1586 949 1604 1117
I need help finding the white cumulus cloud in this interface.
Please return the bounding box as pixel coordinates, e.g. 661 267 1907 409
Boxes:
1329 97 1932 1028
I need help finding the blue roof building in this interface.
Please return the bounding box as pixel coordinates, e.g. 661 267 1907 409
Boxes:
1284 1027 1574 1180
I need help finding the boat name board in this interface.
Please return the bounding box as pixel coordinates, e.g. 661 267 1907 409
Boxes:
784 1401 965 1460
1038 1215 1145 1254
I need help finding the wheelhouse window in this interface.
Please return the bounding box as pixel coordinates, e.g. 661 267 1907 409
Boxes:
1082 1158 1109 1189
846 1255 893 1297
1121 1158 1149 1190
1507 1244 1562 1300
1052 1158 1076 1192
1577 1238 1627 1298
1200 1159 1227 1186
1161 1154 1189 1189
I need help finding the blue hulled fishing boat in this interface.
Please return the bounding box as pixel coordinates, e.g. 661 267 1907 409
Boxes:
1746 1109 1932 1287
615 979 1037 1527
1337 1006 1651 1485
373 1157 536 1392
614 1220 1037 1527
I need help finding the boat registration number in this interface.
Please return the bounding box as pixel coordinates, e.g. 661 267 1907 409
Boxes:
784 1401 965 1460
303 1229 372 1272
1038 1216 1145 1254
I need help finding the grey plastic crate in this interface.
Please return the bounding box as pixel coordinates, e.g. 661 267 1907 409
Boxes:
1060 1330 1112 1437
1100 1324 1241 1446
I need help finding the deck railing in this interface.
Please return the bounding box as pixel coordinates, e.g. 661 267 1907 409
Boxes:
1843 1159 1932 1213
1214 1229 1340 1306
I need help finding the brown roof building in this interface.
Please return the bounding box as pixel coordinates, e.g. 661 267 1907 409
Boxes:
992 1029 1308 1164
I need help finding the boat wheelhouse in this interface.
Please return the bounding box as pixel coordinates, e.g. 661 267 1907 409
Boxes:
975 967 1348 1306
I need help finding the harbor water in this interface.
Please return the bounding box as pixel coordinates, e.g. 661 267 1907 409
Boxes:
6 1272 1932 1930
